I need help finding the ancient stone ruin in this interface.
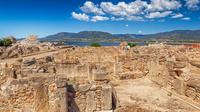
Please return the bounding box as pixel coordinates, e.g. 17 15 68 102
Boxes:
1 40 200 112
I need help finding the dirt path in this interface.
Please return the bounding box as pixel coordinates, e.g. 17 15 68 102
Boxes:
114 78 200 112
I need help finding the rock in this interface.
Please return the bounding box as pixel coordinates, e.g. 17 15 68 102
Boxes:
190 60 200 68
86 91 96 112
187 78 200 92
173 62 186 68
22 58 36 66
174 77 186 95
101 85 112 110
78 84 91 92
45 56 54 63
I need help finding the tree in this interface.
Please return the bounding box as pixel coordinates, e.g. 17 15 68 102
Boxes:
128 42 137 47
90 42 101 47
2 38 12 46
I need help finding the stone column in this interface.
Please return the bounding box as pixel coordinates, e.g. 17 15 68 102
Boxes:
101 84 112 110
174 77 185 95
48 79 68 112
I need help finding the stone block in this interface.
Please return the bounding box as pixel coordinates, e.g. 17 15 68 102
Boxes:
101 85 112 110
86 91 96 112
96 111 113 112
174 77 185 95
78 84 91 93
93 71 108 81
173 62 186 68
190 60 200 68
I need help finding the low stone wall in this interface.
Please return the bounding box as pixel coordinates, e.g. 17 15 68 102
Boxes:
0 77 68 112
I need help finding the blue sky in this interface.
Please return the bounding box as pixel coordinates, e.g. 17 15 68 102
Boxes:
0 0 200 38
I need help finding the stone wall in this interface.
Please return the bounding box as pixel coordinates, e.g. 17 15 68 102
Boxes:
1 45 200 111
146 46 200 104
0 77 68 112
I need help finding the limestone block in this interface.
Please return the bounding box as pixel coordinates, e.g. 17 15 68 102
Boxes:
22 58 36 66
48 81 68 112
190 60 200 68
78 84 91 93
34 83 49 112
96 111 113 112
173 62 186 68
86 91 96 112
101 85 112 110
93 71 108 81
174 77 185 95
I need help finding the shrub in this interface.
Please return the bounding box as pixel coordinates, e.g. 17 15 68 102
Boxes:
128 42 137 47
0 38 13 47
0 40 3 46
90 42 101 47
3 38 12 46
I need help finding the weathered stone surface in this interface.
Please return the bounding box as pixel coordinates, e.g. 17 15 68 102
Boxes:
174 77 185 95
93 71 108 81
22 58 36 66
1 44 200 112
78 84 91 93
101 85 112 110
86 91 96 112
190 60 200 68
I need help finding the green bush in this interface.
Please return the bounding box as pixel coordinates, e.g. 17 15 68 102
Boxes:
0 39 3 46
90 42 101 47
0 38 13 47
128 42 136 47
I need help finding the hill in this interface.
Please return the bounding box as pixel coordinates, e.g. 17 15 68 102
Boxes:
145 30 200 41
41 30 200 42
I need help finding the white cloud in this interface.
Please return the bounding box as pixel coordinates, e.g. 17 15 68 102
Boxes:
126 16 144 21
72 0 194 22
72 12 89 21
171 13 184 18
182 17 191 20
80 1 105 15
91 15 109 22
145 11 172 19
125 24 129 27
146 0 181 12
111 17 125 21
185 0 200 10
100 1 148 17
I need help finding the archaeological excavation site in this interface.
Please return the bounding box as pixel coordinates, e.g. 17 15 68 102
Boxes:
1 38 200 112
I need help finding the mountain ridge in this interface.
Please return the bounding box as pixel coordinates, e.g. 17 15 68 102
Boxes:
41 30 200 42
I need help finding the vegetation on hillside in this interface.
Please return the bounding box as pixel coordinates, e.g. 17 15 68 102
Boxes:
90 42 101 47
128 42 137 47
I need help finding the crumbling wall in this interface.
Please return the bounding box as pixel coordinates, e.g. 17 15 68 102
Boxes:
146 46 200 104
0 77 68 112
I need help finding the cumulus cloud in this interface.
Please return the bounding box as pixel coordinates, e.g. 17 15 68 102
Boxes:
146 0 181 12
171 13 184 18
145 11 172 19
72 12 89 21
72 0 196 22
185 0 200 10
182 17 191 20
111 17 125 21
100 0 148 16
80 1 105 15
126 16 144 21
91 15 109 22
